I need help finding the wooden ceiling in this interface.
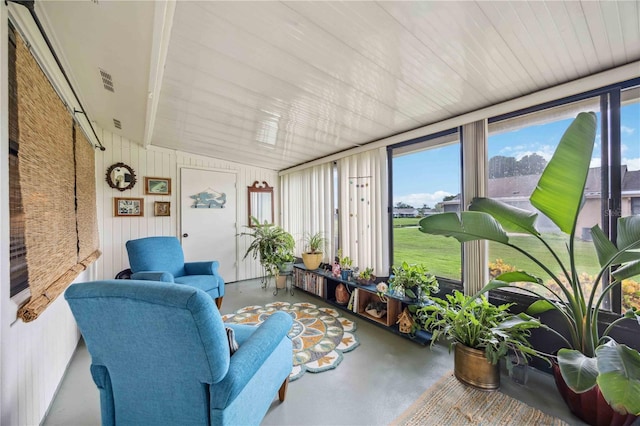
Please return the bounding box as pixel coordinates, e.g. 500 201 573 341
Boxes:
32 1 640 170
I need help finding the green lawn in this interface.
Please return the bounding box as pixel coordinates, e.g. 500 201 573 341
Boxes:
392 227 599 280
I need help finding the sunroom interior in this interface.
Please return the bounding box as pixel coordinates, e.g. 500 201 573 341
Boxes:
1 1 639 425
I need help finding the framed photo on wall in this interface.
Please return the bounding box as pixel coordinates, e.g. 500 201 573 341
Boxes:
154 201 170 217
144 177 171 195
114 197 144 217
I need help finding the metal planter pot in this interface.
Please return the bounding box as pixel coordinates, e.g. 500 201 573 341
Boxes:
454 343 500 391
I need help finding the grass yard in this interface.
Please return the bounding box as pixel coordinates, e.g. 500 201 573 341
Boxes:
392 227 599 280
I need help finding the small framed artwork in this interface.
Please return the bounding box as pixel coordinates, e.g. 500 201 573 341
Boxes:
114 197 144 217
144 177 171 195
154 201 170 217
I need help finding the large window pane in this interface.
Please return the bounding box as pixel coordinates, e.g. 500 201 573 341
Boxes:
620 87 640 311
391 133 461 281
488 98 601 302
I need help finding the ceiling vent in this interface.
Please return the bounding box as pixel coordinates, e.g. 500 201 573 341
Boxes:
113 118 122 129
100 69 114 92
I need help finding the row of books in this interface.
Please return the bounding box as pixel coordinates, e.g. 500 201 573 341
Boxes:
294 269 325 297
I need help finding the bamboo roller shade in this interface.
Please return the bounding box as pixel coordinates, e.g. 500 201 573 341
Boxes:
14 34 100 322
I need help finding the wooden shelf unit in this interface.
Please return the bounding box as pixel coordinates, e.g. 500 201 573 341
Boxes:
293 264 431 345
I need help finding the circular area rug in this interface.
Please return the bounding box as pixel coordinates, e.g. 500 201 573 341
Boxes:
222 301 359 381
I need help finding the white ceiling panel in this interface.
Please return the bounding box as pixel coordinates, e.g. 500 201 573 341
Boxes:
30 0 640 171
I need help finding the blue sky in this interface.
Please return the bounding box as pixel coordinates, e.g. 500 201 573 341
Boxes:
393 103 640 208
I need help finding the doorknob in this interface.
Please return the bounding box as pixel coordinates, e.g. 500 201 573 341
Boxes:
183 233 189 238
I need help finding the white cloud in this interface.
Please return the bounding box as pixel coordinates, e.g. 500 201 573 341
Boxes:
590 157 602 168
394 190 453 208
621 125 635 135
623 157 640 171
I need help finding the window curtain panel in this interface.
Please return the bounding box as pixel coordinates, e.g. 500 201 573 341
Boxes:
338 148 389 276
281 162 335 263
14 34 100 322
461 120 488 295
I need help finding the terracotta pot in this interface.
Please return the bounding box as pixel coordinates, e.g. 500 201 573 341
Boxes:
301 252 322 270
276 274 287 289
454 343 500 391
552 362 638 426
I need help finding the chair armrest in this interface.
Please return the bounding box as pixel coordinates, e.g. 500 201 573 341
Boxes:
184 261 220 276
211 311 292 408
130 271 174 282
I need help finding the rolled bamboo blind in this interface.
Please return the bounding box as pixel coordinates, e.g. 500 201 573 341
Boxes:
13 34 101 322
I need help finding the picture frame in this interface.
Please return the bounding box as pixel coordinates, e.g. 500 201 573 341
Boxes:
114 197 144 217
154 201 170 217
144 177 171 195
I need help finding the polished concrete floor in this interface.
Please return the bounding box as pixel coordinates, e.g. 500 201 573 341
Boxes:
44 278 586 425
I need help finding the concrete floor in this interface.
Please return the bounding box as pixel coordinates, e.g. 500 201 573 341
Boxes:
44 278 586 425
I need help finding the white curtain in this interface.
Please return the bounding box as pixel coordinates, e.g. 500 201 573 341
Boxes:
461 119 488 295
338 148 389 276
281 162 335 263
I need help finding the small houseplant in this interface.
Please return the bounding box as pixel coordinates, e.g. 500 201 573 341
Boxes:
301 231 326 270
412 290 545 390
337 249 353 280
356 267 375 284
389 261 439 301
419 112 640 422
240 216 295 284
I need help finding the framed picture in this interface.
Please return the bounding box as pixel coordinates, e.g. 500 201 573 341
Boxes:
144 177 171 195
154 201 170 217
114 197 144 217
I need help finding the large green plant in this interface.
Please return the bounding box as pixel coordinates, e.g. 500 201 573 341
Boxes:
414 290 545 366
419 112 640 415
240 216 295 277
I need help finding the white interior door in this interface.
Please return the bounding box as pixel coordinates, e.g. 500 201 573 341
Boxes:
180 167 237 282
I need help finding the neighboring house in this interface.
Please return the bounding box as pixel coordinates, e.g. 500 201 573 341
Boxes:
440 166 640 239
393 208 419 218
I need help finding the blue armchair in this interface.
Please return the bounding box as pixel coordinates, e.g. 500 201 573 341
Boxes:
65 280 293 426
126 236 225 308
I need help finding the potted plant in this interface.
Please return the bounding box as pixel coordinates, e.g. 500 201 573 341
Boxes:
240 216 295 287
412 290 545 390
337 249 353 280
419 112 640 423
389 261 439 301
356 267 376 285
301 231 326 270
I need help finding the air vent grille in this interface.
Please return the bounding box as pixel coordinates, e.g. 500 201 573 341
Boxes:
113 119 122 129
100 68 114 92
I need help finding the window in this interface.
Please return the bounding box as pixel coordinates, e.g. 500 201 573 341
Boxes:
8 26 29 298
487 84 640 312
389 130 461 282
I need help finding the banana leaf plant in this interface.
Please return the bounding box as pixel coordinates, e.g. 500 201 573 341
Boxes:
418 112 640 416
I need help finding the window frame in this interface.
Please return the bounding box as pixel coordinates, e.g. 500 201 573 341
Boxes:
387 128 463 285
488 78 640 315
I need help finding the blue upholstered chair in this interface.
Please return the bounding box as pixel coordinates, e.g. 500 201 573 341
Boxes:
126 236 225 308
65 280 293 426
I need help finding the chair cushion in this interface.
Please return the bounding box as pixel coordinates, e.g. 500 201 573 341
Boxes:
175 275 219 293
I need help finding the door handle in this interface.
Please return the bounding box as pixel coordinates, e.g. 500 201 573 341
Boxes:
183 233 189 238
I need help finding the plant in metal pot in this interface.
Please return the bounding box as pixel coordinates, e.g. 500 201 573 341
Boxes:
389 261 439 301
412 290 546 389
301 231 327 270
240 216 295 279
418 112 640 421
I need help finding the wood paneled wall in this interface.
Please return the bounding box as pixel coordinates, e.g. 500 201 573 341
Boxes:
95 127 279 282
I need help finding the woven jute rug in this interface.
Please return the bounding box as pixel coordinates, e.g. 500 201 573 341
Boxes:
222 301 359 381
391 371 569 425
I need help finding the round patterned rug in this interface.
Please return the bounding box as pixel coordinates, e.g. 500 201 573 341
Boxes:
222 301 359 381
